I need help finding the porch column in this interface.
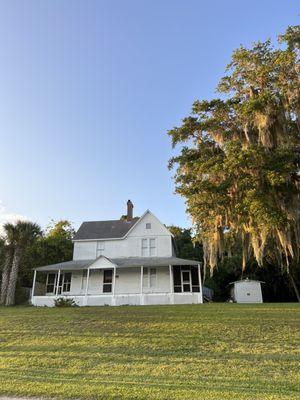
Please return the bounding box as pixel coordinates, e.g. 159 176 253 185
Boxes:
112 266 116 306
84 268 90 306
55 270 61 296
140 265 144 305
198 263 203 303
169 265 174 304
31 270 37 305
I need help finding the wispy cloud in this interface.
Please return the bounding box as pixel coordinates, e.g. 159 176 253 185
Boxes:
0 201 28 236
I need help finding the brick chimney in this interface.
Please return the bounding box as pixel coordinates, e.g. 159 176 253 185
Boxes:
127 200 134 221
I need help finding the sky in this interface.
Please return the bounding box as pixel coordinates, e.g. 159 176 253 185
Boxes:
0 0 299 232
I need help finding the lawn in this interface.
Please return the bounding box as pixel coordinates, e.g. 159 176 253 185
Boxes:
0 304 299 400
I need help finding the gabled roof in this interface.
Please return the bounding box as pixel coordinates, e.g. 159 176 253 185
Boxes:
73 217 140 240
34 256 200 271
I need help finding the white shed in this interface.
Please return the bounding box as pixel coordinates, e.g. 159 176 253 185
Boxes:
230 278 263 303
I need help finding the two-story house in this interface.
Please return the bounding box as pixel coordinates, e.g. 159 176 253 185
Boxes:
31 201 203 306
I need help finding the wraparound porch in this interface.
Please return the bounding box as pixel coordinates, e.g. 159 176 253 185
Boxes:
32 292 202 307
31 256 203 306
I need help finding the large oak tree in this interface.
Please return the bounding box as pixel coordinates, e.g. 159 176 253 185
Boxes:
168 26 300 300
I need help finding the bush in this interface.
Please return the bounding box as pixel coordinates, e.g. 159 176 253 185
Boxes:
15 286 31 305
54 297 77 307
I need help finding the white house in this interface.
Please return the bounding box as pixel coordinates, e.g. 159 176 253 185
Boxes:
31 201 203 306
230 278 263 303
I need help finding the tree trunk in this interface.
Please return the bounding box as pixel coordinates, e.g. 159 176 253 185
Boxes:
5 248 21 306
0 247 14 305
289 272 300 302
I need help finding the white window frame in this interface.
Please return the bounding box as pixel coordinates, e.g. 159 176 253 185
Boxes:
146 223 151 229
141 238 148 257
103 269 113 293
53 272 72 295
46 273 57 294
150 267 157 288
181 269 192 292
96 241 105 257
81 270 87 291
141 238 157 257
143 267 157 289
62 272 72 293
149 238 156 256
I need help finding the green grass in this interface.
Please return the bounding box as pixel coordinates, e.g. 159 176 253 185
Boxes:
0 304 299 400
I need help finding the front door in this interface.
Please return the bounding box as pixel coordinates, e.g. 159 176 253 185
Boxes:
181 270 192 292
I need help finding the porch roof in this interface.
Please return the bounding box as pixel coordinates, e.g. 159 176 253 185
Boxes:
34 257 200 272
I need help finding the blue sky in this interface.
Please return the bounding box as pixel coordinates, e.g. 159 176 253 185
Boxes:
0 1 299 231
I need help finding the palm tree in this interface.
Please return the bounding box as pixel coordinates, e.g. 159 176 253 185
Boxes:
0 223 17 305
5 221 41 306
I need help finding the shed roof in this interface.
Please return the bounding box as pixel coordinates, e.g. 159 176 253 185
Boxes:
34 256 200 272
230 278 265 285
73 217 140 240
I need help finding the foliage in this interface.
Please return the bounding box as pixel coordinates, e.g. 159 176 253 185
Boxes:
168 224 296 301
168 26 300 297
1 221 42 305
0 239 5 270
204 256 297 302
54 297 77 307
45 219 75 240
14 286 31 305
168 225 203 260
0 219 74 305
0 304 299 400
204 255 242 301
19 220 74 287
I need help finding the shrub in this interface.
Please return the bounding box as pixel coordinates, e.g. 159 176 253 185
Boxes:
54 297 77 307
15 286 31 305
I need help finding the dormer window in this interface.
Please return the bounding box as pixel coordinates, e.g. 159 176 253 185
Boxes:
146 223 151 229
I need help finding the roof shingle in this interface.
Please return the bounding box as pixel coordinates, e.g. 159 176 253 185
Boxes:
73 217 140 240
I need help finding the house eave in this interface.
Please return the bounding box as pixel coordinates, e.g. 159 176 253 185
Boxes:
72 237 124 243
34 256 201 272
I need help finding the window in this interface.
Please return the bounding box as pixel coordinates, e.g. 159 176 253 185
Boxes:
96 241 105 257
141 238 156 257
81 270 87 290
46 273 56 293
181 270 191 292
143 267 149 287
150 268 156 288
49 272 72 294
146 223 151 229
143 267 156 288
149 239 156 256
142 239 148 257
63 273 72 292
103 269 113 293
173 267 182 293
172 266 200 293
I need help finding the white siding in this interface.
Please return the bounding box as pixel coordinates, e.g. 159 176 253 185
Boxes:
33 211 204 307
127 212 170 238
73 212 173 260
234 281 263 303
73 241 97 260
69 266 171 296
115 267 140 294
